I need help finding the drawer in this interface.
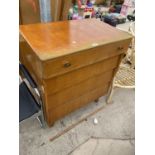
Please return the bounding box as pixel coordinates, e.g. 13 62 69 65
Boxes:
42 39 130 79
43 55 120 95
45 69 114 111
47 83 110 126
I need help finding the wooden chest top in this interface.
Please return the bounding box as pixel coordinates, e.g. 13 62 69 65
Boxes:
20 19 132 61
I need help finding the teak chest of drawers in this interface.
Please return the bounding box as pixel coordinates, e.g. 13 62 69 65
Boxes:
19 19 132 126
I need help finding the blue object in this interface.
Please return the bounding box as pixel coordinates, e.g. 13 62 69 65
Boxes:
104 15 118 27
115 5 122 13
87 2 93 7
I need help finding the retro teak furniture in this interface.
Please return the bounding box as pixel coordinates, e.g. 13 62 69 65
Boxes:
19 19 132 126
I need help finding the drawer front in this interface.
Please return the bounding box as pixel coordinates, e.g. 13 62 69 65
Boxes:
45 69 114 111
43 55 120 95
47 83 110 126
43 39 130 79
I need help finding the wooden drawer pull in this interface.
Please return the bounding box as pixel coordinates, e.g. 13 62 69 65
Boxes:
63 61 71 68
117 46 124 50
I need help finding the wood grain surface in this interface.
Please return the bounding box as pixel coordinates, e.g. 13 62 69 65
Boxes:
20 19 132 60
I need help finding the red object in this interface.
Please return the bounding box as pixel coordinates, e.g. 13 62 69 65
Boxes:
84 7 94 12
109 7 116 13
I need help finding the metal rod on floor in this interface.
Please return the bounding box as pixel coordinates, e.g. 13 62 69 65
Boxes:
49 102 108 142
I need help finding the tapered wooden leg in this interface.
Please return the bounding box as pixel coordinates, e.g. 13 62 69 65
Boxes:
94 98 99 102
106 80 115 104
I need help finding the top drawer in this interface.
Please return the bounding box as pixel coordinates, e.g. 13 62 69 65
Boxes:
42 39 131 79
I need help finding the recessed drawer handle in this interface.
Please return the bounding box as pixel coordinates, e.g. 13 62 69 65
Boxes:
117 46 124 50
63 61 71 68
